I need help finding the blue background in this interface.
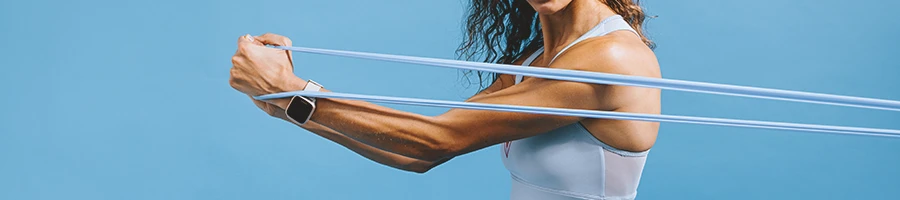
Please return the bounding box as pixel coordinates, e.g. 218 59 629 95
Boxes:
1 0 899 199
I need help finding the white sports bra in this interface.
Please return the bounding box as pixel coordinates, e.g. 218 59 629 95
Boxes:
501 15 650 200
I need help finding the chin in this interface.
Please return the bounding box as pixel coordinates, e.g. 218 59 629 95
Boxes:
526 0 573 14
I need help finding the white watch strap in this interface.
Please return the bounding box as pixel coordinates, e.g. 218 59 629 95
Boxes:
304 80 323 92
303 80 323 102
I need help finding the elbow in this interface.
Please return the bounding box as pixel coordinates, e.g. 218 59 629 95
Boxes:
404 121 463 161
403 164 434 174
413 143 455 162
398 115 466 162
398 157 452 174
396 136 456 174
413 134 461 162
388 158 437 174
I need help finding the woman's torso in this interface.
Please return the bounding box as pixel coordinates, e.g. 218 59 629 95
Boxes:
499 15 660 200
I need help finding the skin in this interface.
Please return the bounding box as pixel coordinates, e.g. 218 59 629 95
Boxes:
229 0 660 173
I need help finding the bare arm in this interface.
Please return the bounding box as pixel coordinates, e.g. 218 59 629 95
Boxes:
248 73 508 172
299 118 450 173
295 80 505 171
241 34 459 173
264 39 652 161
261 103 446 173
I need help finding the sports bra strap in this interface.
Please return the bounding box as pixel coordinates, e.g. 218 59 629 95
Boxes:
515 15 637 84
515 49 544 84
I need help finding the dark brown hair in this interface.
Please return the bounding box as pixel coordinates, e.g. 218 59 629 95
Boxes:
457 0 654 89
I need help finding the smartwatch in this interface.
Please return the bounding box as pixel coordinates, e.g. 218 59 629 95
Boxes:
285 80 323 125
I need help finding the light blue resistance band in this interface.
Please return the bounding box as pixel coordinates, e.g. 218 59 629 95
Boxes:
256 91 900 138
253 46 900 138
271 46 900 112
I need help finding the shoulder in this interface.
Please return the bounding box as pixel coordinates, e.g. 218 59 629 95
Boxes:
551 32 660 78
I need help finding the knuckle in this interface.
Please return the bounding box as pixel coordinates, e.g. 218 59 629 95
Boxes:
263 32 281 37
229 68 240 78
229 79 238 89
237 35 249 45
261 33 291 45
228 70 239 86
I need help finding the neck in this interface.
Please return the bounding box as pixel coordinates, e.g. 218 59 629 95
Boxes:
538 0 618 61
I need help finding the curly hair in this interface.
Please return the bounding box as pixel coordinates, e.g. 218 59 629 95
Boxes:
457 0 654 89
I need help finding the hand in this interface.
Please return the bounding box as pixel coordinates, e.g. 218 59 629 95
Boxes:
229 33 304 97
249 95 288 120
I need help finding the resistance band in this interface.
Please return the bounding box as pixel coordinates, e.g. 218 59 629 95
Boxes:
256 91 900 138
272 46 900 112
252 46 900 138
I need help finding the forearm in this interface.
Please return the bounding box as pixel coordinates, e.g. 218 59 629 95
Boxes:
269 89 574 161
261 78 451 168
262 76 590 162
298 120 444 173
307 97 454 161
266 107 441 173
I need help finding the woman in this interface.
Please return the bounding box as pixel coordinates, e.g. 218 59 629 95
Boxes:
229 0 660 199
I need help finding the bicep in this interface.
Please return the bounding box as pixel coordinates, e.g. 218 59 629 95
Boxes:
431 41 647 155
434 77 612 154
465 74 513 102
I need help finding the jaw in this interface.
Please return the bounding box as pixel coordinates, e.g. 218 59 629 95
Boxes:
527 0 573 15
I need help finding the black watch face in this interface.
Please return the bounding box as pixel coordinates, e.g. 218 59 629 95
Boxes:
286 96 315 124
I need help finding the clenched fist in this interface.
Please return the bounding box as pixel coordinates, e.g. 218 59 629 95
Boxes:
229 33 304 97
